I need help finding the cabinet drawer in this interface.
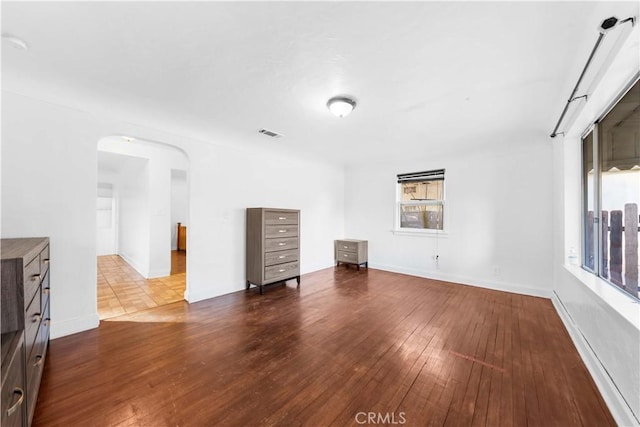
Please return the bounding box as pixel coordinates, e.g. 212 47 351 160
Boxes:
265 224 298 238
265 211 298 225
24 295 41 361
40 245 50 276
336 241 358 252
265 261 299 281
337 250 358 263
1 333 25 427
264 249 298 267
40 272 50 314
24 257 41 305
265 237 298 252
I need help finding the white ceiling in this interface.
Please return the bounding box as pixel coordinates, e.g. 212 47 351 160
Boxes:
2 1 637 166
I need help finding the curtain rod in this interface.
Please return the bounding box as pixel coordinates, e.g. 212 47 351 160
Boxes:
550 16 635 138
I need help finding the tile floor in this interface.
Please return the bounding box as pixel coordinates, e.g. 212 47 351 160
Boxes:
97 251 186 319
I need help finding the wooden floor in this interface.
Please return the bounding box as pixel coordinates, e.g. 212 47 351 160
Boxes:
35 268 613 426
97 251 186 319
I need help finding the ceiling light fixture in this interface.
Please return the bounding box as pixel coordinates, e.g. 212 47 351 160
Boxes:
1 33 29 51
327 96 356 118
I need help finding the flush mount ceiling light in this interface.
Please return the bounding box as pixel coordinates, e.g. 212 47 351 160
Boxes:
327 96 356 118
1 33 29 50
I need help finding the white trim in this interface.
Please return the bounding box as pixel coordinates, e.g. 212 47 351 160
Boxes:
391 229 449 237
50 313 100 339
369 263 551 298
552 293 640 427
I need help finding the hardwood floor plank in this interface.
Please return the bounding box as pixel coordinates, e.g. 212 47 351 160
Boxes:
34 268 616 426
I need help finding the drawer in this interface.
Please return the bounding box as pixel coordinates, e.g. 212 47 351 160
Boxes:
40 245 50 276
26 324 46 400
41 272 50 312
24 294 41 361
265 224 298 239
336 241 358 252
1 334 25 427
24 257 41 305
265 237 298 252
264 249 298 267
337 250 358 263
265 211 298 225
265 261 299 281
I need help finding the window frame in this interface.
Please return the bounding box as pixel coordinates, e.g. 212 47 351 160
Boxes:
394 169 448 236
580 76 639 301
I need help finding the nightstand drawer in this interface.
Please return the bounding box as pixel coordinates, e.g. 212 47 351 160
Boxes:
265 249 298 267
337 250 358 263
336 241 358 252
265 225 298 238
265 261 299 281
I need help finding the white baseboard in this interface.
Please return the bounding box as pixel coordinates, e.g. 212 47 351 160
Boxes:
118 252 148 277
50 313 100 340
551 293 639 427
369 263 552 298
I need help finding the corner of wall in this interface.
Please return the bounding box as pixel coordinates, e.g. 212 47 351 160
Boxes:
50 313 100 340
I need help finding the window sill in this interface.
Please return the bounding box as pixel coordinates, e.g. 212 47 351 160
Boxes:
391 229 449 237
563 263 639 328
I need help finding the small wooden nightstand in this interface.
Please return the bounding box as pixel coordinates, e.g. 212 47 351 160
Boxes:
335 239 368 270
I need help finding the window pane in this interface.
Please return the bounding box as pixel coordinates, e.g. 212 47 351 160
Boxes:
598 80 639 299
583 131 596 271
400 204 443 230
401 180 443 202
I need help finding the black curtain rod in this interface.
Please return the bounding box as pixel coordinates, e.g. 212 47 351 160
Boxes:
550 16 635 138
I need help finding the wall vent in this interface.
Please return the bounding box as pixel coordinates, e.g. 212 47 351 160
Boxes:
258 128 283 138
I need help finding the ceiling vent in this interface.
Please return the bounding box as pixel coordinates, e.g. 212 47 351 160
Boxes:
258 128 283 138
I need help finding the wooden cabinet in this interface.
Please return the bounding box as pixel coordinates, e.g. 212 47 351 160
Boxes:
246 208 300 294
335 239 368 270
1 237 50 426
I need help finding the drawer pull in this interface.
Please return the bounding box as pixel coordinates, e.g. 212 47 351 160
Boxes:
34 355 44 366
343 254 349 257
32 313 42 323
6 388 24 417
44 317 51 326
279 269 285 272
278 243 286 246
278 255 286 259
31 274 41 281
343 246 348 249
43 287 51 294
278 229 287 233
43 258 50 264
278 217 286 220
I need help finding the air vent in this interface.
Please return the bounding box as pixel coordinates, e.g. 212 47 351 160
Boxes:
258 128 283 138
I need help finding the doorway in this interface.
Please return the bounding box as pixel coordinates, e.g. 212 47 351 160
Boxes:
96 136 189 319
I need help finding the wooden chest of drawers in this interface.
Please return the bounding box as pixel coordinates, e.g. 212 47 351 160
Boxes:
246 208 300 294
1 237 50 426
335 239 368 270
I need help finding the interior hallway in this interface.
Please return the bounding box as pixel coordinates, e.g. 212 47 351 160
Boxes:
97 250 186 319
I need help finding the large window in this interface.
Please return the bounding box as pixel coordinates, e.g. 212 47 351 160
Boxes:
397 169 445 231
582 79 639 300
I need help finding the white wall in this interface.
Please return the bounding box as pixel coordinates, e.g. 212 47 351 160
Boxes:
116 156 150 277
1 90 345 339
344 142 554 297
171 170 188 251
551 20 640 427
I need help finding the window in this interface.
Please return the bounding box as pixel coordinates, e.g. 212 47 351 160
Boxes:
397 169 445 231
582 79 639 300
